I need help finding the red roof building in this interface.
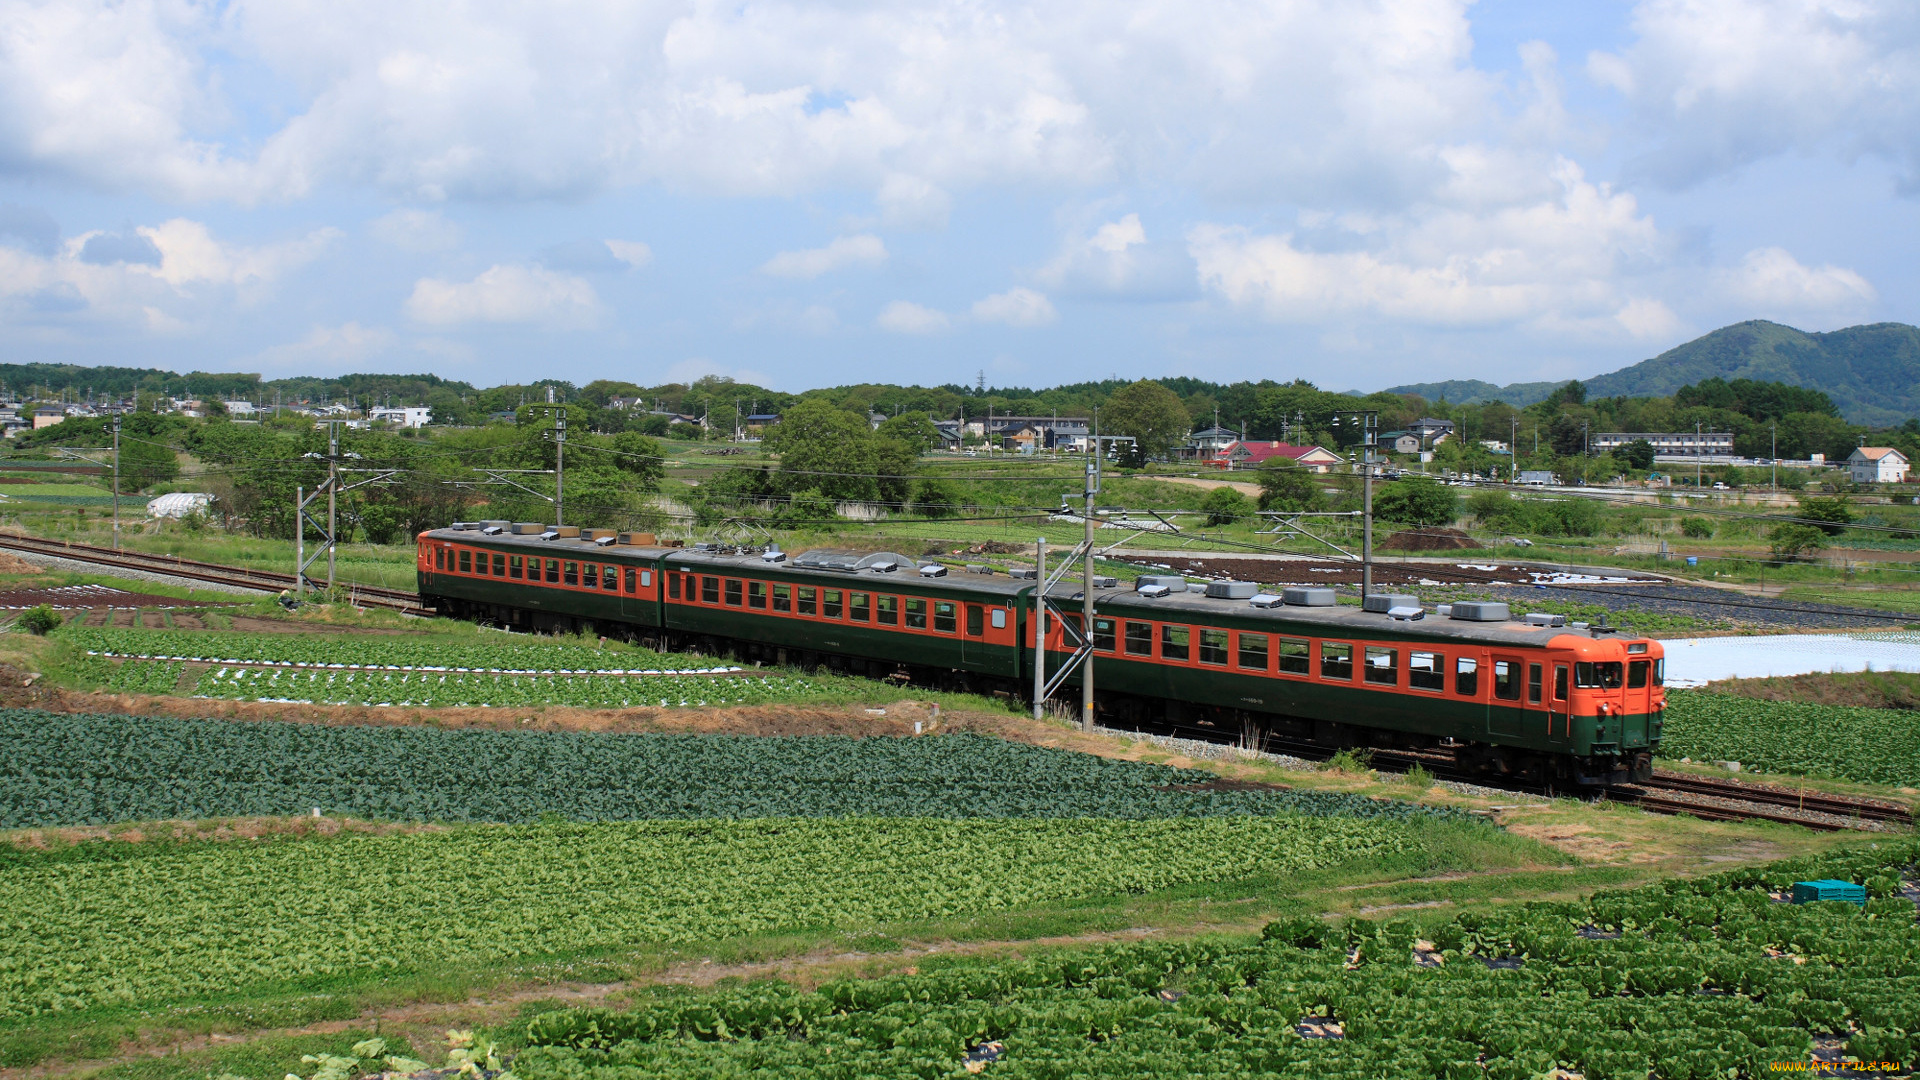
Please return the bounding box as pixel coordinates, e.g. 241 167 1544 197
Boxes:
1212 440 1344 473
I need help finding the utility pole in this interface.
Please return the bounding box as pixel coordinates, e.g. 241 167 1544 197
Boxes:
1362 412 1375 601
1511 416 1519 483
1082 414 1098 731
1771 425 1778 494
327 422 339 587
524 404 568 525
110 414 120 549
1032 537 1047 721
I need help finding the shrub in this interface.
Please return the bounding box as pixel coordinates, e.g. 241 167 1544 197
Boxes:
1402 764 1433 791
1679 517 1714 539
1324 748 1374 775
1201 486 1252 526
1768 523 1826 563
16 604 61 635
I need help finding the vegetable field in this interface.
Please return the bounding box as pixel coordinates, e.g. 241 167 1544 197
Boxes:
516 842 1920 1080
60 627 719 674
0 815 1422 1019
1659 690 1920 786
184 665 833 709
0 713 1466 827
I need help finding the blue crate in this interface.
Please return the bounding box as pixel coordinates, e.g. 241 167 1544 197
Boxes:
1791 880 1867 906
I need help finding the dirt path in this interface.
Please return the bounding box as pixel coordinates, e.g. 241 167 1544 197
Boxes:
1152 475 1262 497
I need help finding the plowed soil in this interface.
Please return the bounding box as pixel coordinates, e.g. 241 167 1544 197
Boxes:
0 584 226 609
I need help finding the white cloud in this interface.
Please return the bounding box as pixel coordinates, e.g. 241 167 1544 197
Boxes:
876 173 951 229
759 234 887 279
134 219 341 287
875 300 949 334
604 239 652 269
1039 212 1197 300
405 264 600 326
971 287 1056 327
370 209 462 252
1720 247 1877 312
253 321 397 367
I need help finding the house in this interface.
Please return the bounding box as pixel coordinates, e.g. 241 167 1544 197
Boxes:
369 406 433 428
1520 470 1556 485
31 407 64 429
1185 426 1240 458
222 400 257 417
1215 440 1344 473
1383 431 1421 454
961 416 1092 451
1848 447 1910 484
1410 418 1455 445
932 419 963 451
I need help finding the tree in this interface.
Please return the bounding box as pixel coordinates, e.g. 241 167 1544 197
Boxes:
1769 523 1826 562
1201 486 1251 526
1618 439 1656 472
1798 496 1854 536
1256 462 1324 511
1372 476 1457 526
1680 516 1714 539
875 414 939 454
764 400 881 502
1102 380 1189 461
911 477 961 518
1548 414 1586 457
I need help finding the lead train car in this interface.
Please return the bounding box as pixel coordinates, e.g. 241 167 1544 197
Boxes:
419 526 1664 785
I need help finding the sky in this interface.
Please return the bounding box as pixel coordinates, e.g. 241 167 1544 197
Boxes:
0 0 1915 395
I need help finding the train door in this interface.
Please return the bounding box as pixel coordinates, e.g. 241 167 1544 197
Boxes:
1547 662 1570 743
1488 656 1524 736
961 603 986 667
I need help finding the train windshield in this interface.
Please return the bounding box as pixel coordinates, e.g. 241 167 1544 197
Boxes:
1575 662 1625 689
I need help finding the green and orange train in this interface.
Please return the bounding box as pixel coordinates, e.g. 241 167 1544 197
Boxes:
418 522 1665 785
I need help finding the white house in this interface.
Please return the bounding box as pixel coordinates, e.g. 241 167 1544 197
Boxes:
369 406 433 429
1848 446 1909 484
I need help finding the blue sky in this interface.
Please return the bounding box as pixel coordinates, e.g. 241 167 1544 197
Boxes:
0 0 1914 393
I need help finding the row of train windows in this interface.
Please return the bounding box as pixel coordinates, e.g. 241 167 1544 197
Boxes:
1085 618 1661 695
435 547 653 593
668 572 1011 636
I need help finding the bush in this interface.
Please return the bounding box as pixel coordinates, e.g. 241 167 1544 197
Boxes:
1371 476 1456 526
1679 517 1714 539
1402 764 1433 791
1798 496 1854 536
1324 748 1374 775
1201 486 1252 526
16 604 61 635
1768 523 1826 563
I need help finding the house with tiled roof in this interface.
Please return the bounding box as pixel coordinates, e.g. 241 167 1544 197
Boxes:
1214 440 1344 473
1848 446 1910 484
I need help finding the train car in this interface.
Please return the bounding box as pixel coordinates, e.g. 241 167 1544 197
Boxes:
417 523 1664 784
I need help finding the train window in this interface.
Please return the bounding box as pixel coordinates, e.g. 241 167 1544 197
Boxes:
640 570 651 589
1364 647 1397 686
1091 617 1114 650
1278 638 1309 675
1320 642 1352 680
459 550 472 573
725 579 743 605
850 592 870 621
702 576 719 603
904 598 926 629
435 548 446 570
509 555 523 579
493 554 506 576
1652 659 1664 686
773 584 791 612
1575 662 1599 688
668 572 680 599
969 606 987 637
1124 621 1153 656
565 561 579 587
1628 660 1648 688
1492 660 1519 700
991 608 1007 629
545 559 560 583
1599 662 1622 688
582 563 597 589
934 601 956 633
876 595 898 625
1160 625 1189 661
1554 665 1569 702
1238 632 1269 670
748 581 767 608
1456 657 1478 696
798 587 816 615
1527 663 1543 704
1198 628 1229 665
823 589 842 618
1409 652 1444 691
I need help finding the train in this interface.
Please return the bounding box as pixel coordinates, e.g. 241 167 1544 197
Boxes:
417 521 1665 785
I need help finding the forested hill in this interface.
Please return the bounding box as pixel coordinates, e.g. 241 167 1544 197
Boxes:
1386 320 1920 425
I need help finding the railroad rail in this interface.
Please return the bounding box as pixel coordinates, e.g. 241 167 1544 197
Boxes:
0 532 429 614
1640 771 1913 826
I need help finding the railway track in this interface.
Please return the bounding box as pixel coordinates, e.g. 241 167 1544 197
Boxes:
1639 771 1913 826
0 532 429 614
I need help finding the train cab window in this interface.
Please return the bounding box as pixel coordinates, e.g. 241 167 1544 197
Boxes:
1527 663 1543 704
773 584 791 612
747 581 767 609
435 548 446 570
1198 628 1229 665
1364 647 1398 686
1493 660 1520 700
934 601 957 633
725 579 743 606
1238 632 1269 670
1652 659 1664 686
1278 637 1310 675
544 559 560 583
850 592 870 621
459 550 472 573
668 572 680 599
702 576 719 603
493 554 506 576
823 589 843 618
1599 662 1622 688
1124 621 1153 656
1409 651 1444 691
991 608 1007 629
1090 616 1113 650
1455 657 1479 696
509 555 523 579
798 587 816 615
904 597 926 629
1554 665 1569 702
1575 662 1598 688
876 595 898 625
1160 625 1190 661
614 567 628 592
581 563 597 589
1628 660 1648 689
1320 642 1353 680
564 561 579 587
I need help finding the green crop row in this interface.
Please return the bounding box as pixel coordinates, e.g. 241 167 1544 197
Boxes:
0 815 1420 1020
514 842 1920 1080
57 626 721 674
183 664 835 710
0 712 1469 828
1659 690 1920 786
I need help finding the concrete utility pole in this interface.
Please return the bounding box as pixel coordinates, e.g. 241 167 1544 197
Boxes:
1032 537 1047 720
110 415 120 550
1772 425 1778 493
1082 415 1098 731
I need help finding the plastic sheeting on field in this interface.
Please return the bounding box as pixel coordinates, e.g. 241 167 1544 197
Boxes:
1661 631 1920 687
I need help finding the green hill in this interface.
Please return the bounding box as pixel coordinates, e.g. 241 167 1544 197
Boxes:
1385 320 1920 425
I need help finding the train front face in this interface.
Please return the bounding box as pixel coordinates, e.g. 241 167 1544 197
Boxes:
1555 633 1666 783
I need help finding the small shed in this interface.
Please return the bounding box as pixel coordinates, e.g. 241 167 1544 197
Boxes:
147 492 215 519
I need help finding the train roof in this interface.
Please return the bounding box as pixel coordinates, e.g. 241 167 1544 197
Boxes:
424 528 1654 650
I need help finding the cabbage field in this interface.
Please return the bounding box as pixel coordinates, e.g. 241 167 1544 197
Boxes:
60 626 719 674
0 815 1425 1020
513 841 1920 1080
1659 690 1920 786
0 713 1467 827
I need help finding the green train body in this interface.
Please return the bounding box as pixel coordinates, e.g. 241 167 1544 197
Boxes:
419 527 1665 785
